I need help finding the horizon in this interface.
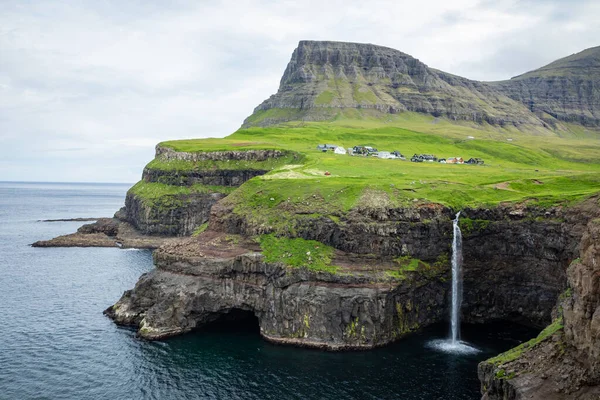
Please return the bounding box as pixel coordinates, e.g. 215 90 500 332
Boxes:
0 180 134 185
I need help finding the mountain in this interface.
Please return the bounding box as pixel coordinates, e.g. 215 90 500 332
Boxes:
491 46 600 127
243 41 600 130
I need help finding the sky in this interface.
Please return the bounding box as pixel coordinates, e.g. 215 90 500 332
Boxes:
1 0 599 183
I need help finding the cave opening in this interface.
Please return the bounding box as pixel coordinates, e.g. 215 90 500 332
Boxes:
196 308 260 334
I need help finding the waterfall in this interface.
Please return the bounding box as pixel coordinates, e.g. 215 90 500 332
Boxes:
450 211 463 344
426 211 478 354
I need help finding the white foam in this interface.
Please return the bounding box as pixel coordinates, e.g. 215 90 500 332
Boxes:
426 339 481 355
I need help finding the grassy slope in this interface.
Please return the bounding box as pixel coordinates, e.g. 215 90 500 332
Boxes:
159 113 600 210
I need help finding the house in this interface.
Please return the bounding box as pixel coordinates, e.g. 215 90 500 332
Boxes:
412 154 437 162
334 146 347 155
465 158 484 165
446 157 464 164
392 151 406 160
352 146 378 155
377 151 395 159
316 144 337 152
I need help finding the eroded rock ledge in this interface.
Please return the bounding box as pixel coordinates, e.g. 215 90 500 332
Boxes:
104 231 447 350
31 217 178 249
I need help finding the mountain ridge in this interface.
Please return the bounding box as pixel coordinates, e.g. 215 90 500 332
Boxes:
243 41 600 130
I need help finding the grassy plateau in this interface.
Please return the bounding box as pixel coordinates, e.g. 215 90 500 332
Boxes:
154 112 600 211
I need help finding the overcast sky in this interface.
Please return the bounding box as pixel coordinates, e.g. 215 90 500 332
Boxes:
1 0 599 183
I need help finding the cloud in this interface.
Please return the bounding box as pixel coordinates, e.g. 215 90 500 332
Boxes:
0 0 598 182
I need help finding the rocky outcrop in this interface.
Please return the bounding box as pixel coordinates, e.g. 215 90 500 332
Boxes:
155 146 290 162
478 218 600 399
32 218 178 249
122 147 300 237
142 167 268 187
563 220 600 373
124 191 226 236
105 232 446 349
242 41 600 131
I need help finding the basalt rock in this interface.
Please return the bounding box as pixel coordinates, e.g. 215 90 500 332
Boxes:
492 46 600 128
106 195 600 356
155 146 289 162
31 218 178 249
210 197 600 328
142 167 268 187
124 191 226 236
105 232 446 349
478 218 600 399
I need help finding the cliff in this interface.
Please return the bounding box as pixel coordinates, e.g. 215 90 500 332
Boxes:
478 218 600 399
105 195 600 351
105 231 447 349
243 41 600 131
492 46 600 128
121 145 302 236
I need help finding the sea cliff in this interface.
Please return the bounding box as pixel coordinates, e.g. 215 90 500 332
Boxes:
478 218 600 399
105 146 600 351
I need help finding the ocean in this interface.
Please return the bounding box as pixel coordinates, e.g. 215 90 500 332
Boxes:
0 181 535 400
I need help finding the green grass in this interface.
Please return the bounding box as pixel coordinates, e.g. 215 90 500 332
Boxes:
128 181 235 209
386 256 422 278
486 318 564 366
242 108 307 127
386 255 447 279
459 218 492 235
259 234 338 273
315 90 335 105
146 114 600 234
139 113 600 223
192 223 209 236
353 84 379 104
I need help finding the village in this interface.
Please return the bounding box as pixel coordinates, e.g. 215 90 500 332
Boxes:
316 144 484 165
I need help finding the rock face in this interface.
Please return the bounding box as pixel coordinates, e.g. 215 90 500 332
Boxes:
242 41 600 130
106 196 600 353
563 219 600 370
122 146 297 236
478 218 600 399
105 232 447 349
212 197 600 328
155 146 290 162
492 46 600 127
142 167 268 187
123 191 226 236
